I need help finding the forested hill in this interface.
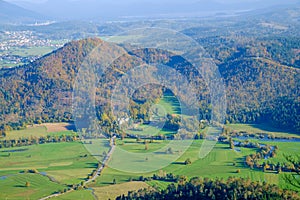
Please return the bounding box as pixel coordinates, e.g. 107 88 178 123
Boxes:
0 38 105 127
0 37 299 133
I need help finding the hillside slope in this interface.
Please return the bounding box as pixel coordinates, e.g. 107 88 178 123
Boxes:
0 38 299 133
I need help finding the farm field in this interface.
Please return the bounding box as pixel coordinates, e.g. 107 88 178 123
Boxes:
3 123 76 140
0 140 106 199
53 181 150 200
227 123 300 138
6 46 56 57
0 96 299 199
52 190 95 200
0 46 58 68
1 135 298 199
94 138 300 193
0 173 66 200
92 181 150 200
42 96 300 198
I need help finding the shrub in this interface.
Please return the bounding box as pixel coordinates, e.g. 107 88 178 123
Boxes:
25 182 30 187
185 158 192 165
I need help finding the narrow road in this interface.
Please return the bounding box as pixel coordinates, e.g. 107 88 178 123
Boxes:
85 143 116 184
39 139 116 200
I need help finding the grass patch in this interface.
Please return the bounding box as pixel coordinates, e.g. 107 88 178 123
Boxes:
90 167 145 187
158 92 181 115
3 123 76 140
127 125 175 136
0 173 66 200
127 92 181 137
7 46 55 57
0 139 112 198
52 190 95 200
96 139 299 192
117 139 170 153
0 142 99 185
5 126 48 140
147 180 170 191
256 141 300 164
227 123 300 138
92 181 150 200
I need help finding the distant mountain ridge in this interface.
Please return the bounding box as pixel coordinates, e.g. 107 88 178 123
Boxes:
0 0 48 24
7 0 300 21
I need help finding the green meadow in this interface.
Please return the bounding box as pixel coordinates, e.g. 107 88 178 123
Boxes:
7 46 55 57
52 190 95 200
0 94 299 199
0 141 104 199
94 139 300 192
0 173 66 200
1 130 299 200
0 142 100 183
5 126 75 140
126 92 180 137
227 123 300 138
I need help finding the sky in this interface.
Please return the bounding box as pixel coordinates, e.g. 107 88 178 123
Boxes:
4 0 300 20
6 0 296 4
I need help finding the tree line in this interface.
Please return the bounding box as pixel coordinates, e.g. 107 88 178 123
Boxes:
117 176 299 200
0 134 78 149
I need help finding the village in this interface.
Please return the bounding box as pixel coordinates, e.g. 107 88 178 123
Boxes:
0 30 65 68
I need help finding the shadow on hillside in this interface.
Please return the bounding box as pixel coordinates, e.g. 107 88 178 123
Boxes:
172 161 185 165
14 185 26 188
246 123 298 135
214 146 229 150
100 182 114 186
65 124 77 131
85 162 98 168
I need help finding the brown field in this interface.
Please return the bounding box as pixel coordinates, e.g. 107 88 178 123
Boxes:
30 123 76 133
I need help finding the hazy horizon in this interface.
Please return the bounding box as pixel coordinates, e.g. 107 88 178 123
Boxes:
3 0 300 21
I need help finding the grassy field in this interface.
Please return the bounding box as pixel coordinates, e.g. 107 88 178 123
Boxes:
0 173 66 200
146 180 170 191
0 140 106 199
116 139 170 153
1 136 298 199
92 181 150 200
0 128 299 200
52 190 95 200
227 123 300 138
0 142 100 184
127 125 175 136
1 93 299 199
158 92 181 115
3 123 76 140
127 92 180 137
5 126 48 140
93 140 248 185
6 46 55 57
0 46 57 68
95 138 300 192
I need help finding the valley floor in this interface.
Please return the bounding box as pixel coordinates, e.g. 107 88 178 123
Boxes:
0 127 299 199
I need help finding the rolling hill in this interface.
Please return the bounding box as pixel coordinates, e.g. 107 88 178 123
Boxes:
0 37 299 134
